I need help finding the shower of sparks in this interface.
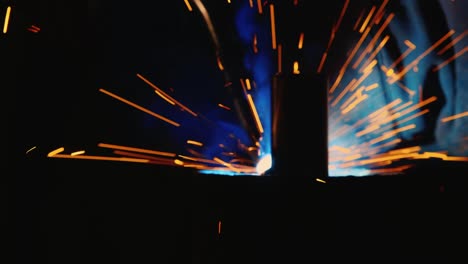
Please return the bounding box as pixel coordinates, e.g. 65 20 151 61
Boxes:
325 0 467 176
45 1 467 177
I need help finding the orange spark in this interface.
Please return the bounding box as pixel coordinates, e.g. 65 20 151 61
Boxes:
187 140 203 146
437 29 467 55
369 124 416 145
395 81 416 97
174 159 184 166
362 59 378 74
365 83 379 91
298 32 304 49
239 78 247 93
364 109 429 138
70 150 86 156
433 46 467 72
341 93 368 114
3 6 11 34
333 0 350 36
353 13 394 69
98 142 177 157
343 153 362 161
256 0 263 14
359 6 376 33
389 30 455 84
377 96 437 126
184 0 193 12
113 150 178 166
213 157 240 172
353 9 365 31
359 152 416 165
388 146 421 154
319 0 349 73
99 88 181 127
155 90 176 105
246 94 264 134
443 156 468 162
50 153 149 163
47 147 64 157
441 111 468 122
28 24 41 33
136 73 198 117
217 56 225 71
387 40 416 70
330 27 371 94
277 44 282 73
253 33 258 53
317 52 327 73
293 61 300 74
330 146 352 154
218 103 231 110
269 4 277 50
179 155 220 165
245 78 252 90
367 165 414 175
369 0 390 26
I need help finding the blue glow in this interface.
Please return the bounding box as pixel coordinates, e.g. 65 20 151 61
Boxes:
198 169 260 176
195 2 274 177
328 168 372 177
235 1 273 164
327 0 468 177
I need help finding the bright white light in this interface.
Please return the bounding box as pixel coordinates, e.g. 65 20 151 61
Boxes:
256 154 272 175
329 167 371 177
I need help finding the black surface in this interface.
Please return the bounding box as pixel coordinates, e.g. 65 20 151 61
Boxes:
10 152 468 263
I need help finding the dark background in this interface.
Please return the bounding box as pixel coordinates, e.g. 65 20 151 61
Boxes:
5 0 468 263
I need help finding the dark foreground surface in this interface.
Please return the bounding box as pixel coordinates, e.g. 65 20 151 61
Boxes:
8 153 468 263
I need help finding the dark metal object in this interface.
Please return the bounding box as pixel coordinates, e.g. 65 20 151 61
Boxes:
271 73 328 184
